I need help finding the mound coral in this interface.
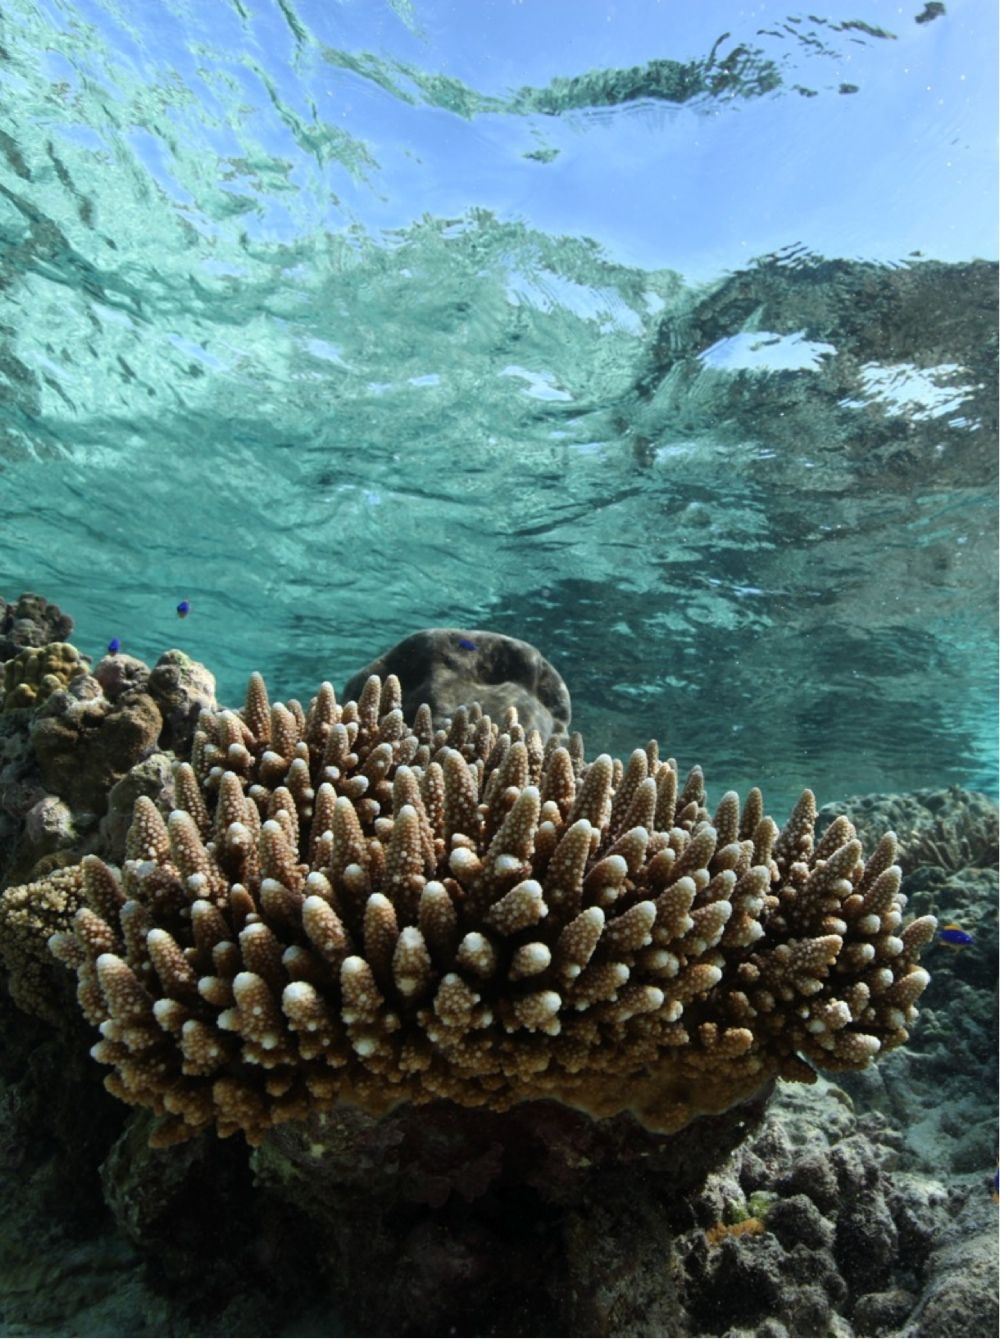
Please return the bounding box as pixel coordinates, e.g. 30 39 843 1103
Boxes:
8 672 935 1147
1 642 87 711
343 627 572 738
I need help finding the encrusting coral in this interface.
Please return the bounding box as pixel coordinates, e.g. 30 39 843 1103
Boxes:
5 671 936 1147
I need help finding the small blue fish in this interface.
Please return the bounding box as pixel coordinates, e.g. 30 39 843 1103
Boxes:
176 600 191 618
107 638 121 655
938 922 973 948
457 637 477 651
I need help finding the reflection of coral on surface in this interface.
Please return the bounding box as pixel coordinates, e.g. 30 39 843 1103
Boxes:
9 670 935 1147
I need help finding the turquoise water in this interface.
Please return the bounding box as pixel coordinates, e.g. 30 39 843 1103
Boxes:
0 0 996 815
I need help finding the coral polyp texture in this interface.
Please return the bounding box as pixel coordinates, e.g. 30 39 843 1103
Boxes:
15 672 934 1147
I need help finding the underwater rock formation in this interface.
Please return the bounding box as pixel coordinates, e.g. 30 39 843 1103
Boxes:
29 674 163 813
146 649 217 753
0 592 74 662
7 668 934 1148
343 627 571 739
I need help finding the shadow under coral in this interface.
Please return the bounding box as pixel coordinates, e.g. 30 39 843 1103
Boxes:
249 1085 774 1336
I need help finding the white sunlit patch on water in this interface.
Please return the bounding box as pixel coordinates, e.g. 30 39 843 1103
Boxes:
697 330 837 372
503 268 645 335
653 441 697 463
499 366 573 401
840 362 977 421
165 335 223 370
327 484 383 507
303 339 350 366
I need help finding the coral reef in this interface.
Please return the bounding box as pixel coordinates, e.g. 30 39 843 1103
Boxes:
824 790 998 1193
0 620 219 900
97 752 177 864
147 649 217 753
674 1073 999 1339
1 641 88 711
29 673 162 812
93 651 152 702
0 592 73 662
820 787 999 877
0 708 51 883
11 669 934 1148
343 627 571 738
0 602 986 1337
0 863 88 1022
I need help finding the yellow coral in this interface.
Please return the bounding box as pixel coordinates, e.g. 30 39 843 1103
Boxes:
3 671 935 1147
1 641 86 710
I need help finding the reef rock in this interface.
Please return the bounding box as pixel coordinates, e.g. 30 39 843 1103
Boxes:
0 592 74 662
30 679 162 813
147 650 216 753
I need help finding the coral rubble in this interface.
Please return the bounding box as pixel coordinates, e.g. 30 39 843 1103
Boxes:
8 670 935 1148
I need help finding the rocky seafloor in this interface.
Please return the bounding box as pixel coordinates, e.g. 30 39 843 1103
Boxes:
0 593 996 1338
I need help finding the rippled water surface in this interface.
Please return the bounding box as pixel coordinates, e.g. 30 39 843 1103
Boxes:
1 0 996 812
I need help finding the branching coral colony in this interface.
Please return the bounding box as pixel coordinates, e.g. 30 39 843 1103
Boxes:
9 672 935 1146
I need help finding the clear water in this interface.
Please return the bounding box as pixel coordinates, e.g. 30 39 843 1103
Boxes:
1 0 996 816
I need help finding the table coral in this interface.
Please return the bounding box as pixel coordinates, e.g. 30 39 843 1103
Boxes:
6 671 935 1147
